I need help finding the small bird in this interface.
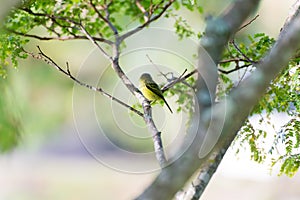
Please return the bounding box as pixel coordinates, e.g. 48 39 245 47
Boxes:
139 73 173 113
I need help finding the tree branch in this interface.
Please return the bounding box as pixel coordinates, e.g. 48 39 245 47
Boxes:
78 22 113 60
237 14 259 32
161 69 196 93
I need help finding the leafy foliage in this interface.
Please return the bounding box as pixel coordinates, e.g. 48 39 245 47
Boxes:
270 118 300 177
0 33 28 77
165 12 196 40
167 76 195 115
221 33 300 176
234 120 267 163
0 0 202 77
218 33 276 97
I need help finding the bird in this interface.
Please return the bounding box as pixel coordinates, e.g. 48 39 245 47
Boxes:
139 73 173 113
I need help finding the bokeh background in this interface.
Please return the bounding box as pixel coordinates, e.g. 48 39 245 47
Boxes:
1 0 300 199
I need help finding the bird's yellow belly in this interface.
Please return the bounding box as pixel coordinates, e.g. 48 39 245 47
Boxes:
140 86 160 101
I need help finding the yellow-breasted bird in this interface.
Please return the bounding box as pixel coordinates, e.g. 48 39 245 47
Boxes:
139 73 173 113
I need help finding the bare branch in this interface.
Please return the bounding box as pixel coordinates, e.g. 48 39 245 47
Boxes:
146 54 188 84
146 55 198 92
160 69 190 92
142 103 167 166
219 57 252 64
145 54 169 79
218 63 252 74
23 47 143 117
78 23 113 60
88 1 169 166
237 14 260 32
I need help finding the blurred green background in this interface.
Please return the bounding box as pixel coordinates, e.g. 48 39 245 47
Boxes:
1 0 300 200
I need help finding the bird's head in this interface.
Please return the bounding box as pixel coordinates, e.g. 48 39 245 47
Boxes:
139 73 153 83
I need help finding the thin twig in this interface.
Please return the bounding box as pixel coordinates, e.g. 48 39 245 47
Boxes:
219 57 252 64
236 64 253 85
237 14 259 32
146 54 196 92
79 23 113 60
161 69 196 92
146 54 171 80
230 39 257 63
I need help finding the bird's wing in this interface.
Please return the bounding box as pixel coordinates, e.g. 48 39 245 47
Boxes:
146 82 173 113
145 82 164 99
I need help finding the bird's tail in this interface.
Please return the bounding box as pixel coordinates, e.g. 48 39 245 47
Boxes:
163 99 173 113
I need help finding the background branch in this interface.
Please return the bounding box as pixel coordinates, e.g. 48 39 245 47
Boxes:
184 2 300 199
